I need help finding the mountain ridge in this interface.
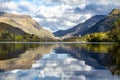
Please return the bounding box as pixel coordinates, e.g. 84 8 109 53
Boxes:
84 9 120 35
53 15 106 38
0 12 55 38
54 9 120 38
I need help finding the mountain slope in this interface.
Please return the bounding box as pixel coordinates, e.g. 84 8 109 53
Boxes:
53 15 105 37
0 22 26 35
84 9 120 35
0 12 54 38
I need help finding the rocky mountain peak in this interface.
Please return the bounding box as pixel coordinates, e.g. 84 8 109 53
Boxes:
109 9 120 15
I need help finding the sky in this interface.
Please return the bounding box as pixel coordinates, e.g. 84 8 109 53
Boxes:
0 0 120 32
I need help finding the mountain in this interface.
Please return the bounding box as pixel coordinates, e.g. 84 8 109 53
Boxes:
54 9 120 38
0 12 54 38
53 15 106 37
84 9 120 35
0 22 26 35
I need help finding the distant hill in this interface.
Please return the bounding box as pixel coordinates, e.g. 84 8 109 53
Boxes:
53 15 106 38
54 9 120 38
0 12 54 38
84 9 120 35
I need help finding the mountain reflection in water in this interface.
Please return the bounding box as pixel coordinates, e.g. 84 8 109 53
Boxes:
0 43 119 80
0 43 56 71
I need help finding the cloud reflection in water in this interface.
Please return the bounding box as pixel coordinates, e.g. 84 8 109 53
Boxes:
0 50 119 80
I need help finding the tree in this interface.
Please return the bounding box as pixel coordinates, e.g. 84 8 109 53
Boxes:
86 32 109 42
109 21 120 44
15 35 23 41
0 31 14 41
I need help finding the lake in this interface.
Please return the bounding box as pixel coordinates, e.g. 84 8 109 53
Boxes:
0 43 119 80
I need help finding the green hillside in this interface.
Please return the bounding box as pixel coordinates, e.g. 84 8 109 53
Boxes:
0 22 55 42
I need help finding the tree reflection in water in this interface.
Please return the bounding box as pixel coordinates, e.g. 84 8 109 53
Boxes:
0 43 55 71
109 44 120 76
74 43 120 76
55 43 120 76
0 43 119 80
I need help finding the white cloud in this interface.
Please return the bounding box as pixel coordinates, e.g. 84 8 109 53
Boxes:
37 6 62 18
84 14 92 19
63 20 76 26
5 1 18 10
0 0 120 32
18 0 37 15
46 19 58 22
67 15 82 21
61 0 86 5
37 4 72 18
10 11 22 15
32 17 43 22
0 1 19 12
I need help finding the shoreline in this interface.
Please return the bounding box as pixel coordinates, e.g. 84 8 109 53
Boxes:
0 42 115 44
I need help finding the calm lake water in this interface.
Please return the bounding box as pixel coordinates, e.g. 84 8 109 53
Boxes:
0 43 119 80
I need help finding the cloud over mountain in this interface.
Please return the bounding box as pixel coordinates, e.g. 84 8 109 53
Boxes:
0 0 120 32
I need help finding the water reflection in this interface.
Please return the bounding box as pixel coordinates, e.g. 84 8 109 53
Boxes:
0 43 119 80
55 44 120 76
0 43 56 71
108 44 120 76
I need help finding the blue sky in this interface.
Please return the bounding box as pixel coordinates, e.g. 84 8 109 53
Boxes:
0 0 120 32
